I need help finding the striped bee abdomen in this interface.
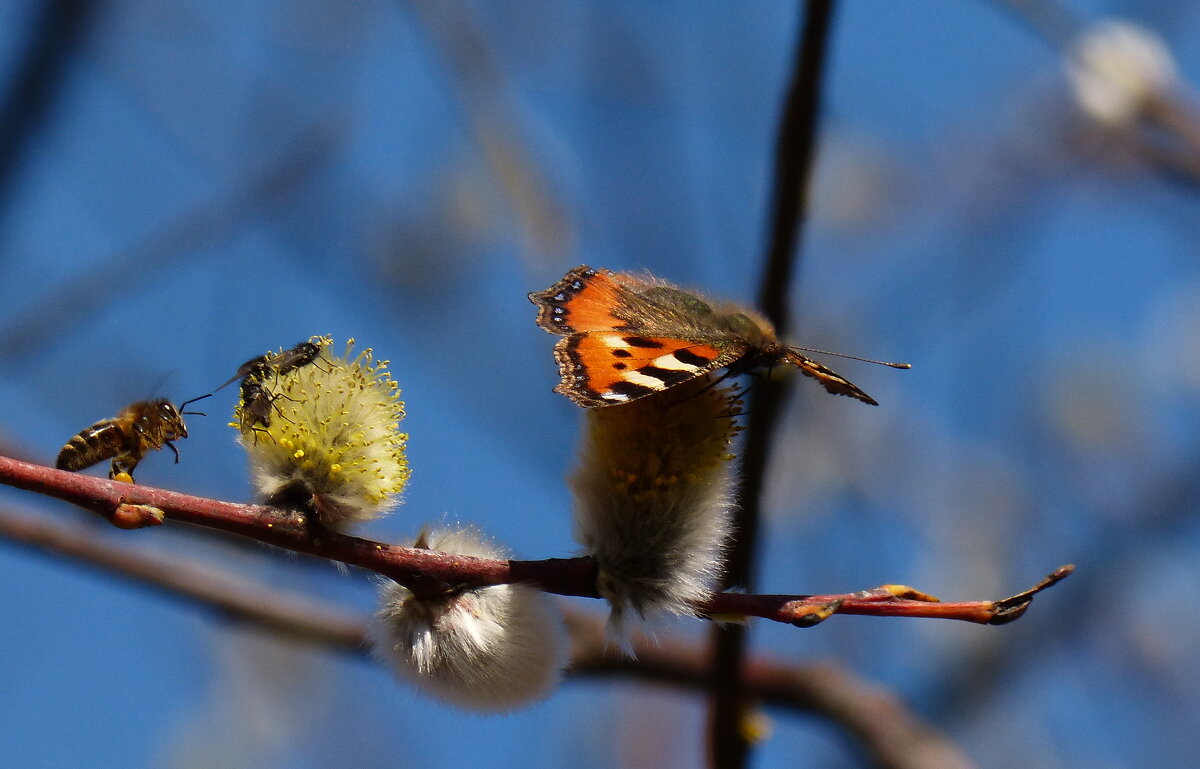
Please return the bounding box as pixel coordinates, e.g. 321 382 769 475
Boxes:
55 421 128 471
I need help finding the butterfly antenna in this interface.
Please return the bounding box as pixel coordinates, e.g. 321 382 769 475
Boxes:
786 346 911 369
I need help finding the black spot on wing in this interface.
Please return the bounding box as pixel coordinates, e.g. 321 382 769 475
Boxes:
672 348 710 367
608 380 660 400
637 365 695 386
622 337 664 349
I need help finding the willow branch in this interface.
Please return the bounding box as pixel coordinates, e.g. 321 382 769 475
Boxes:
0 504 977 769
0 454 1070 623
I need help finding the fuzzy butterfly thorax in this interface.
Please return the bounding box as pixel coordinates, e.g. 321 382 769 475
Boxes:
530 265 889 407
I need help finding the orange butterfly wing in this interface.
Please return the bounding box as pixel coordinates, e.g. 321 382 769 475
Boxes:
529 266 632 334
552 332 743 407
530 265 883 407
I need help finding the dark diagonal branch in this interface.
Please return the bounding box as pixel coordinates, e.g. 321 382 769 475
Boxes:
0 503 365 650
0 454 1069 625
0 119 343 362
712 3 839 767
0 504 979 769
574 628 979 769
0 0 99 232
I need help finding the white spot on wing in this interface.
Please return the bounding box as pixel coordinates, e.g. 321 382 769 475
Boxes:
651 352 702 372
625 371 670 390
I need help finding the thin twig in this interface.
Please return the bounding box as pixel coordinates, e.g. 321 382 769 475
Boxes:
712 3 839 767
0 504 979 769
0 454 1070 625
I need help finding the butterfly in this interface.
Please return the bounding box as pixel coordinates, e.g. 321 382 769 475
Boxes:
528 265 908 408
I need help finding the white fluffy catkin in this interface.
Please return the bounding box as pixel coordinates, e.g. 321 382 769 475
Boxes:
1066 19 1176 128
570 376 740 641
372 526 567 712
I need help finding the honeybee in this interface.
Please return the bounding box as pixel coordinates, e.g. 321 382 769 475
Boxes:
56 394 212 482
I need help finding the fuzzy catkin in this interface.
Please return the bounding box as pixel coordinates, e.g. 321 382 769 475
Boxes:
234 337 410 531
372 526 567 712
570 376 740 640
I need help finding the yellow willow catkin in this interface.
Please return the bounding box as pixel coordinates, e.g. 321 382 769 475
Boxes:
569 376 742 642
233 337 410 530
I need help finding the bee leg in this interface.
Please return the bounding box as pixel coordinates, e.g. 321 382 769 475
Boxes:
109 455 139 483
165 441 181 464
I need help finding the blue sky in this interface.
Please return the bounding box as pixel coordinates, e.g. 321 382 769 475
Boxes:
2 2 1199 767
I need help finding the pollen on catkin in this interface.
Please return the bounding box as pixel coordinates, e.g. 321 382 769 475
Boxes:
233 337 410 530
372 526 567 712
569 376 741 642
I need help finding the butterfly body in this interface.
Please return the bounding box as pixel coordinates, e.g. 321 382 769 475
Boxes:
529 265 882 407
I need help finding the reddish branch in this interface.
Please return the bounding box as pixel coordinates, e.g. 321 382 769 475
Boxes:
0 454 1071 626
0 504 978 769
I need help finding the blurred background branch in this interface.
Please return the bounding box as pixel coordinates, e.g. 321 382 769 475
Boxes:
0 118 343 363
711 3 838 767
0 502 976 769
0 0 98 235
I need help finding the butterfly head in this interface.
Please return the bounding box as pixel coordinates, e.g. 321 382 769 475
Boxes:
720 310 774 348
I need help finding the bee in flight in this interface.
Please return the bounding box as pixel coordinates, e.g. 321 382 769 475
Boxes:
56 394 212 482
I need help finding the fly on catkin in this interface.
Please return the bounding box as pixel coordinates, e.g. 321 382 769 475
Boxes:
233 337 410 531
569 376 741 644
372 525 567 711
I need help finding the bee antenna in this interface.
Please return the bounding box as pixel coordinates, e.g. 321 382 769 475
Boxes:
786 346 911 369
182 411 208 417
180 392 214 409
